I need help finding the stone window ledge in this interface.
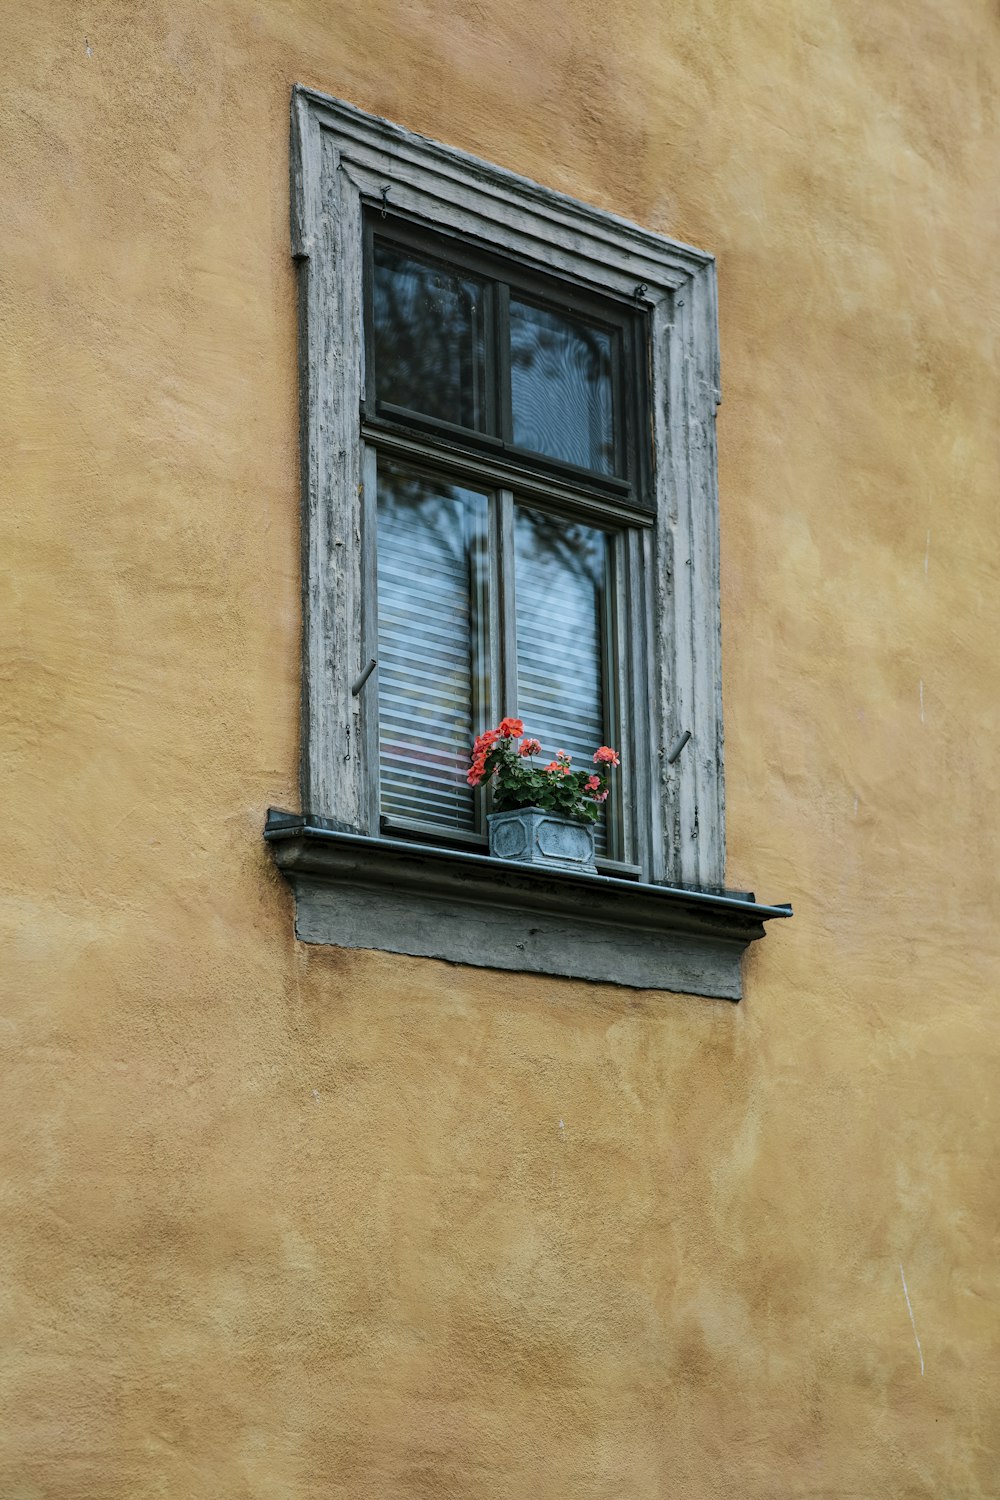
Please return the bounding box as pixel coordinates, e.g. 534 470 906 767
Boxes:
264 810 791 1001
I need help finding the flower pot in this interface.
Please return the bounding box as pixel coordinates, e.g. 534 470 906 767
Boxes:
487 806 597 875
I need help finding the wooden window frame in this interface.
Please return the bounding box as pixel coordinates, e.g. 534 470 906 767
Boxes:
291 84 726 893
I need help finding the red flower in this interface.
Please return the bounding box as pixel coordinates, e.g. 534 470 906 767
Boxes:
593 746 620 767
593 788 610 803
543 759 571 777
585 774 600 792
497 717 524 739
519 737 541 757
467 751 489 786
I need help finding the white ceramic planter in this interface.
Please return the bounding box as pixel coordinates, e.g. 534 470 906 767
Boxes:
487 807 597 875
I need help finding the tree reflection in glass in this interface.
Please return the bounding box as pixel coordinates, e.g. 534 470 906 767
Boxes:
510 300 615 474
514 505 611 852
373 241 488 431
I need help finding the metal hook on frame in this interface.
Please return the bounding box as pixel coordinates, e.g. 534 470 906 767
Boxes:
633 281 648 303
379 185 390 220
351 657 378 696
666 729 692 764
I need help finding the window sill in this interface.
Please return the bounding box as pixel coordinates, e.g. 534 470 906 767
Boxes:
265 810 791 1001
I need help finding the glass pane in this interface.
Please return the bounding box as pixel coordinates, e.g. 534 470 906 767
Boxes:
377 462 490 833
510 299 616 475
373 240 488 431
514 505 613 853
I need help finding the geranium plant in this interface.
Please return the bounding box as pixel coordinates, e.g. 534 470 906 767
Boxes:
467 717 620 823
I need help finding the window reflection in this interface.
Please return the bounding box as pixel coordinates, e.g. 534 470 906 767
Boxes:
514 506 611 851
373 241 488 431
510 300 615 474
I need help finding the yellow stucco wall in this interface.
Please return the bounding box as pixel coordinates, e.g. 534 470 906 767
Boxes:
3 1 999 1495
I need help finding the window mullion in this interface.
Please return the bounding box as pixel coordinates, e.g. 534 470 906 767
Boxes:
497 488 518 719
470 492 492 835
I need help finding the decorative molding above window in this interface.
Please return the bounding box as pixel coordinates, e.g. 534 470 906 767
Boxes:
268 85 791 998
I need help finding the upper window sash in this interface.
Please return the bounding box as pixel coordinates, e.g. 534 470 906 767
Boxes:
363 214 652 508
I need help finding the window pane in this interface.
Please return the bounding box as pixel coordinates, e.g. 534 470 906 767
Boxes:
510 299 616 475
514 506 612 853
373 241 488 431
377 463 489 833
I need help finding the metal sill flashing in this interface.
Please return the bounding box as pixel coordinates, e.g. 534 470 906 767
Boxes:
264 809 792 1001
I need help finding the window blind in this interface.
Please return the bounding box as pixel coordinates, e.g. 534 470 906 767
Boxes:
376 464 489 833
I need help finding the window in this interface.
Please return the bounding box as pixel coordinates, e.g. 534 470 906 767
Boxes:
366 219 647 873
268 87 792 999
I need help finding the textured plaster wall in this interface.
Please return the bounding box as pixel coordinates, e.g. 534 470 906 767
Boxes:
2 1 999 1496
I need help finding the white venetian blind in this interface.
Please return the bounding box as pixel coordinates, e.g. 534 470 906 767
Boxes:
514 505 611 853
376 463 489 834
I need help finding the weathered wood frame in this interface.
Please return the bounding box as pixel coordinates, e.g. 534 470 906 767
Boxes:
291 84 725 892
